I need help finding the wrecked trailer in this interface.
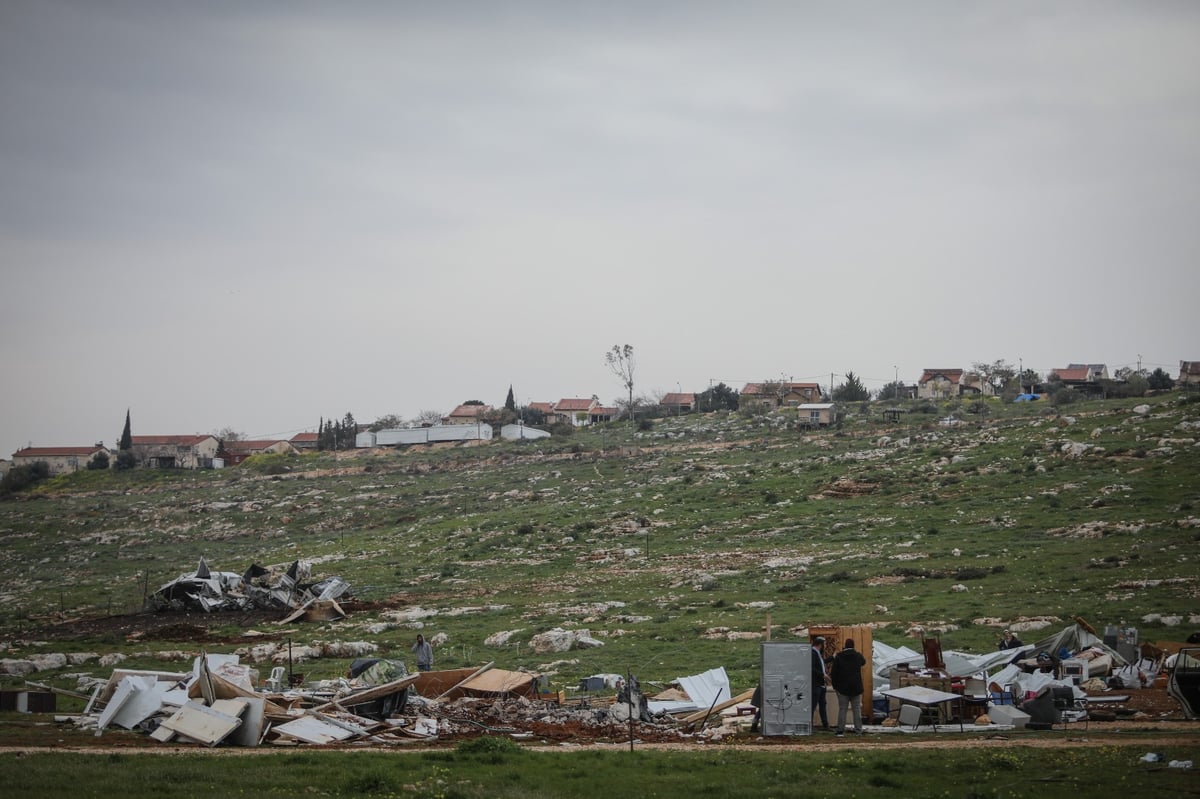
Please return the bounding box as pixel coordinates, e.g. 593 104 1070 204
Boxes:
147 557 352 614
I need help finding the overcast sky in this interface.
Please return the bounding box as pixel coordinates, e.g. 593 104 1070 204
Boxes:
2 1 1198 455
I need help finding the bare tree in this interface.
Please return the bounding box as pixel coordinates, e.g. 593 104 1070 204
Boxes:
370 414 405 431
213 426 244 442
605 344 636 420
971 359 1017 395
413 409 444 427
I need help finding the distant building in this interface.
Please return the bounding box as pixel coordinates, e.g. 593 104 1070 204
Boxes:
549 398 602 426
1178 361 1200 387
219 439 297 465
500 422 551 440
130 435 220 469
11 445 110 476
917 369 964 399
1050 363 1109 394
739 382 822 409
444 404 493 425
289 432 320 450
660 392 696 414
796 403 838 427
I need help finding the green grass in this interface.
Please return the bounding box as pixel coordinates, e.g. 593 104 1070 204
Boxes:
0 741 1196 798
1 393 1198 694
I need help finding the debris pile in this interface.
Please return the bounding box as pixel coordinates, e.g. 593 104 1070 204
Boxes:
41 656 758 747
148 557 350 617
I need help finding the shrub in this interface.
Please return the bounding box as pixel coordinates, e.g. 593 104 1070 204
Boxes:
87 452 110 470
1051 388 1079 406
456 734 521 762
113 450 137 470
0 462 51 497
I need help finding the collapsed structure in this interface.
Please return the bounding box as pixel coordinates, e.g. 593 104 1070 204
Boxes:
14 579 1197 747
148 558 350 617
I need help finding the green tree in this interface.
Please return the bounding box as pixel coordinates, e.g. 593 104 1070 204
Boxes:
1148 368 1174 391
119 409 133 451
605 344 636 420
971 359 1017 395
877 380 906 400
518 404 546 425
340 412 357 450
505 385 516 411
696 382 739 411
832 371 870 402
87 451 110 470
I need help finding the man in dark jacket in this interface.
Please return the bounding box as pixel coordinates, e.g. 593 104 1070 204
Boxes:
811 636 830 731
830 638 867 736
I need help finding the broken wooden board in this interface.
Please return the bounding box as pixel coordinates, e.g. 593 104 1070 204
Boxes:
311 673 419 713
680 688 756 727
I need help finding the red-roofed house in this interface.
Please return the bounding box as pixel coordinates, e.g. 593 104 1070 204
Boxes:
589 405 618 424
1049 363 1109 390
11 445 110 475
443 404 493 425
219 439 297 465
130 435 220 469
1179 361 1200 387
550 398 600 426
290 432 320 450
661 392 696 414
528 402 555 415
958 372 997 397
740 382 822 409
917 369 964 399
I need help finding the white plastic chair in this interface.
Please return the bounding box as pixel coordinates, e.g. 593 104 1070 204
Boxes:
266 666 286 692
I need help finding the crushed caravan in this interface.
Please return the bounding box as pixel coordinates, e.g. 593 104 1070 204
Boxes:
148 557 351 614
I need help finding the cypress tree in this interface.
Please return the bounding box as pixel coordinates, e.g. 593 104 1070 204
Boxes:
119 409 133 451
505 385 516 411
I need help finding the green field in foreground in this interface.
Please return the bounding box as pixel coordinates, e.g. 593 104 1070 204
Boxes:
0 738 1197 799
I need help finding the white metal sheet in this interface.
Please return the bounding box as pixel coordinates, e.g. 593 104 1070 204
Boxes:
273 715 356 744
159 700 243 746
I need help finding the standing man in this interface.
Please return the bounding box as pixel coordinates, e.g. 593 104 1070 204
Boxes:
998 629 1024 650
830 638 867 736
811 636 830 731
412 634 433 672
